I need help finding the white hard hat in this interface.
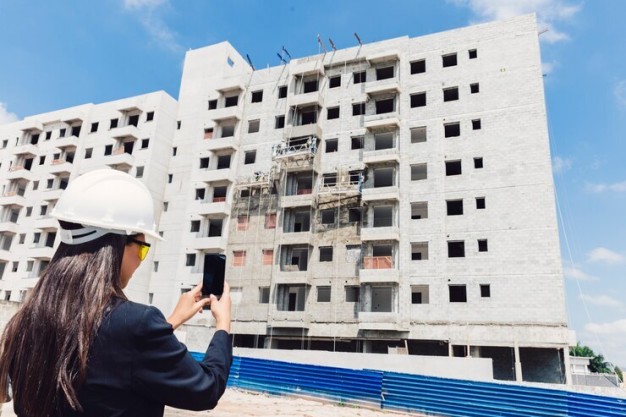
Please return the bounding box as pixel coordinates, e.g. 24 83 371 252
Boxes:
51 169 163 245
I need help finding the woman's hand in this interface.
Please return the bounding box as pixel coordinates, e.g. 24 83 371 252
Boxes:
166 282 212 330
209 282 231 334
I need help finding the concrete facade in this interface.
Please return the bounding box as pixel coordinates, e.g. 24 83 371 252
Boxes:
163 14 572 384
0 14 572 384
0 91 178 302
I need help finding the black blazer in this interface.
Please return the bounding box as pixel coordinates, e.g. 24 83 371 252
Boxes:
35 298 232 417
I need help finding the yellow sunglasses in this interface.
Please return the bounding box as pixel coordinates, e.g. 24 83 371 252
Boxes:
128 238 151 261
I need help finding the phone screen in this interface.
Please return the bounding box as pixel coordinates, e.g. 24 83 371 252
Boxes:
202 253 226 299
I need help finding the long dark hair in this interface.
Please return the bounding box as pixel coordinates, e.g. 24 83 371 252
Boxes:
0 222 128 417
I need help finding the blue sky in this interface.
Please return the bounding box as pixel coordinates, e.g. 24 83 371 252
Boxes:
1 0 625 368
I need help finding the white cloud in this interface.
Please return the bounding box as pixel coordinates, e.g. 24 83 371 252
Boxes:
587 247 625 265
552 156 571 174
448 0 581 43
542 60 558 75
580 294 624 310
583 321 626 367
586 181 626 193
614 80 626 109
123 0 165 8
0 102 19 125
122 0 181 53
563 266 598 282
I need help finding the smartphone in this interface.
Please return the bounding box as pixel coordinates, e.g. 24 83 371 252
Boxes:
201 253 226 303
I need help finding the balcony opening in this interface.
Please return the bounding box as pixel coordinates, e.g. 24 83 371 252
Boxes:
448 241 465 258
128 115 139 127
411 202 428 219
204 128 214 139
277 284 307 311
442 53 458 67
213 186 227 202
217 155 231 170
199 157 210 169
45 232 56 248
376 66 394 80
208 99 218 110
373 167 394 188
284 208 311 233
286 172 313 196
220 124 235 138
443 87 459 102
303 79 319 93
373 206 393 227
71 125 82 137
445 160 462 176
411 285 429 304
410 59 426 74
300 108 317 125
208 219 223 237
190 220 201 232
447 199 463 216
410 126 427 143
374 132 394 150
411 242 428 260
122 141 134 154
224 95 239 107
410 163 427 181
281 246 309 272
444 122 461 137
29 133 40 145
363 244 393 270
449 285 467 302
370 285 393 312
375 98 395 114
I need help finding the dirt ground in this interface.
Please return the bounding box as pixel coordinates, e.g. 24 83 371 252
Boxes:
1 389 414 417
164 388 414 417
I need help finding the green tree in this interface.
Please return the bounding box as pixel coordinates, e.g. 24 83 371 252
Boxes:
570 343 612 374
615 366 623 383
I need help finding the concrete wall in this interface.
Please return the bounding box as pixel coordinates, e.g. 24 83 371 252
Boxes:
234 346 494 381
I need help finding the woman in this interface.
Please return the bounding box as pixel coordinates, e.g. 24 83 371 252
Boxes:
0 169 232 417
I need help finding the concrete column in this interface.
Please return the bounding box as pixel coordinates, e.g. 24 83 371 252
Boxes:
362 340 373 353
514 343 523 382
562 347 572 385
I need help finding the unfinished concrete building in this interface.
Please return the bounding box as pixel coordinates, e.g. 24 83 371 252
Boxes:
157 14 572 384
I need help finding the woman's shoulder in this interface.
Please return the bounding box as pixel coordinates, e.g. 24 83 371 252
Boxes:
104 298 165 330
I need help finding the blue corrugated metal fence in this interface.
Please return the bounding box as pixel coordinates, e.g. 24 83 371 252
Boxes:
192 352 626 416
